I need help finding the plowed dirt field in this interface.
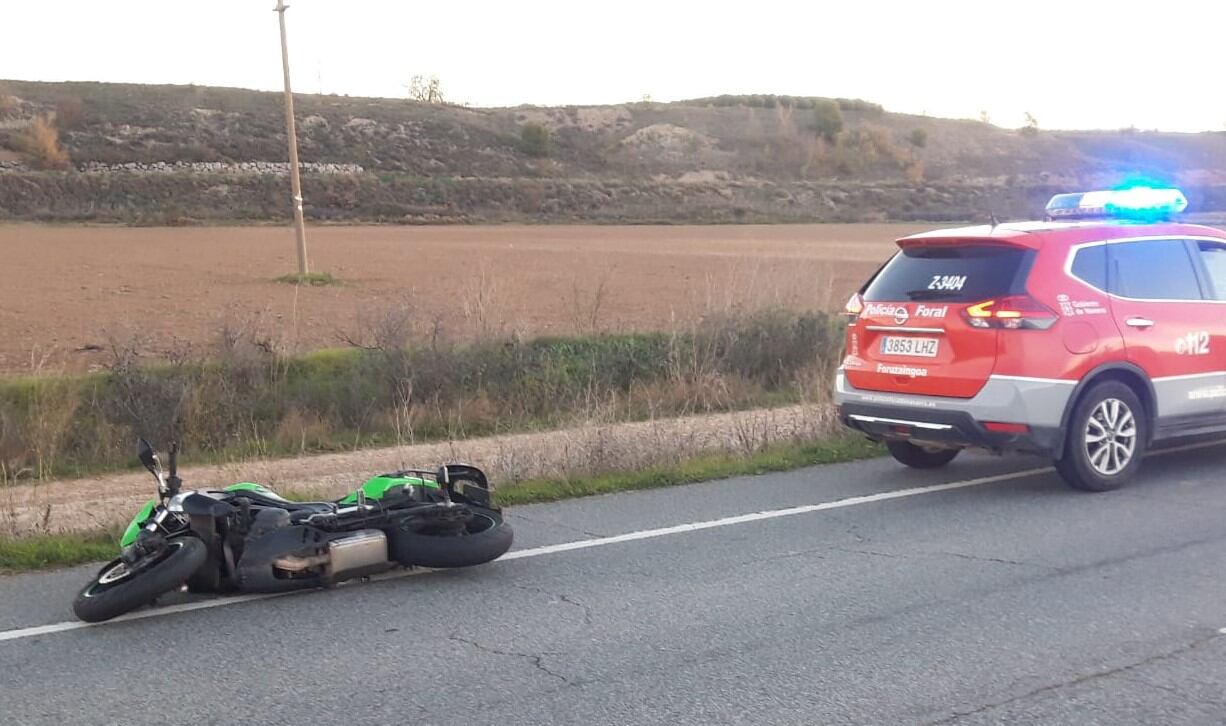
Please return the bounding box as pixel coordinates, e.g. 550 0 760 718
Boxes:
0 223 919 373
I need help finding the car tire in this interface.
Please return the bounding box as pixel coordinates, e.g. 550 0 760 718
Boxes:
1055 381 1146 492
885 440 960 469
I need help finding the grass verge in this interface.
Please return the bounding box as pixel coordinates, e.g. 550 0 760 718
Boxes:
274 271 339 286
494 434 882 506
0 530 121 574
0 435 882 573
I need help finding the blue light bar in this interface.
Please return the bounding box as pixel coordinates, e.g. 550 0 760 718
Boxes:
1045 187 1188 220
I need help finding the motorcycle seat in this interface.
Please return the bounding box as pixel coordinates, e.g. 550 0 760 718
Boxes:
228 489 336 514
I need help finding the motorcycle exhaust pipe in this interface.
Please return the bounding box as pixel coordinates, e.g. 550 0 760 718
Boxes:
325 529 390 581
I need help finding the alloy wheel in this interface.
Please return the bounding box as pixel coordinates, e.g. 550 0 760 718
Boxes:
1083 397 1137 476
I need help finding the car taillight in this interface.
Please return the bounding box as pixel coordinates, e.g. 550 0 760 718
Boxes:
961 295 1057 330
843 292 864 319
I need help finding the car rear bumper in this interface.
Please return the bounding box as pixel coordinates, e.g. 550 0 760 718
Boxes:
834 370 1073 454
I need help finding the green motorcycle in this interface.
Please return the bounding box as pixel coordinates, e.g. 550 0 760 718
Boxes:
73 439 513 623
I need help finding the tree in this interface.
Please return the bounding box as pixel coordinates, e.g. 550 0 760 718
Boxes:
908 128 928 148
1020 111 1040 137
520 122 551 157
408 75 445 104
812 99 844 144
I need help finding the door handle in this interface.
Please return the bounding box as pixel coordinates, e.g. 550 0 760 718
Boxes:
1126 317 1155 329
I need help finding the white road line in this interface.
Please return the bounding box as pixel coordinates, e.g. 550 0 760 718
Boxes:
0 466 1053 643
499 467 1051 560
0 438 1221 644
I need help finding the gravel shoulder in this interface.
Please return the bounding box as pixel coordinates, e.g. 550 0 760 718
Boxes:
2 404 831 535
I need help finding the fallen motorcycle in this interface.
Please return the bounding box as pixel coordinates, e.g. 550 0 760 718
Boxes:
73 439 512 622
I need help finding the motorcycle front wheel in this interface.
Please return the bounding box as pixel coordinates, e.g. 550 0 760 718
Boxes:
388 506 513 568
73 537 207 623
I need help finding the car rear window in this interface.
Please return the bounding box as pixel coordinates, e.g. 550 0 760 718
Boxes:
862 244 1032 302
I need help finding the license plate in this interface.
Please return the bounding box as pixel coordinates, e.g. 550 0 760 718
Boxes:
879 336 939 358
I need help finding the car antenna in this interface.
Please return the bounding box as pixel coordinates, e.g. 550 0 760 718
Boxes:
989 212 1000 228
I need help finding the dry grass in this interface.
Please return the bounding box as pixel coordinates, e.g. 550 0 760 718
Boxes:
0 400 845 539
16 116 70 170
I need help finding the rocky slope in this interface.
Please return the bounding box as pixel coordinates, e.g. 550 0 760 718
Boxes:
2 80 1225 224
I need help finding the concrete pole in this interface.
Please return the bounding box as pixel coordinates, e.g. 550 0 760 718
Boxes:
275 0 309 276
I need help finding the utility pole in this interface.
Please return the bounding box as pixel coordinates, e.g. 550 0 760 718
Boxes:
274 0 309 276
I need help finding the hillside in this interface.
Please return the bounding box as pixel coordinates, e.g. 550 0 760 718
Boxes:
2 80 1226 224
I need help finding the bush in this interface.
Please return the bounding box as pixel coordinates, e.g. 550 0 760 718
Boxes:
0 88 15 118
812 100 844 143
834 98 884 115
1020 112 1039 138
0 311 844 478
16 116 70 170
408 75 445 104
54 96 86 130
682 95 883 115
908 128 928 148
520 122 551 158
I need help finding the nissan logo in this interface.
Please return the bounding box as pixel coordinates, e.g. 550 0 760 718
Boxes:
893 306 910 325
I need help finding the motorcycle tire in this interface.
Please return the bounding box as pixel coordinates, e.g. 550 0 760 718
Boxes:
73 537 207 623
388 506 513 568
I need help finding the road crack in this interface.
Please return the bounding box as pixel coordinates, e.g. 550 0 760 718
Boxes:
829 546 1054 571
511 584 595 625
922 632 1225 724
508 512 604 538
447 634 572 685
730 545 831 570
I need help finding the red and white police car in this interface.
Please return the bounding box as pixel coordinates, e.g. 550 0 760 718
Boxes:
835 187 1226 491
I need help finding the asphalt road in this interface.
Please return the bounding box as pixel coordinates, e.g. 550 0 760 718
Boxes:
2 444 1226 725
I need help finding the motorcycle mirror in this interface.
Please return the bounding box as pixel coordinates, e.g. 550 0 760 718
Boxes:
137 438 160 474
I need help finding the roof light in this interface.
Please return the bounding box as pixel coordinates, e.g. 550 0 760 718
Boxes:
1045 187 1188 220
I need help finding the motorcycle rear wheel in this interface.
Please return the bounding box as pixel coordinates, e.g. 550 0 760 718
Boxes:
73 537 207 623
388 506 513 568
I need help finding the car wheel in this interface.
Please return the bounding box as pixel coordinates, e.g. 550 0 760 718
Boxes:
1055 381 1146 492
885 440 960 469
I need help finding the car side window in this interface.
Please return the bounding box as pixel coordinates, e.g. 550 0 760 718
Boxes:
1070 245 1107 291
1195 241 1226 301
1107 239 1203 301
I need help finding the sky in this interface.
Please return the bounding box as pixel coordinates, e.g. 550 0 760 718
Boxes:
3 0 1224 132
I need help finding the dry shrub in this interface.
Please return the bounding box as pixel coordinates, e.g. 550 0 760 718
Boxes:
274 408 332 453
54 96 85 130
570 268 612 333
24 379 80 480
461 266 504 339
100 336 196 448
341 300 423 444
0 87 16 117
17 116 70 170
0 353 81 482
